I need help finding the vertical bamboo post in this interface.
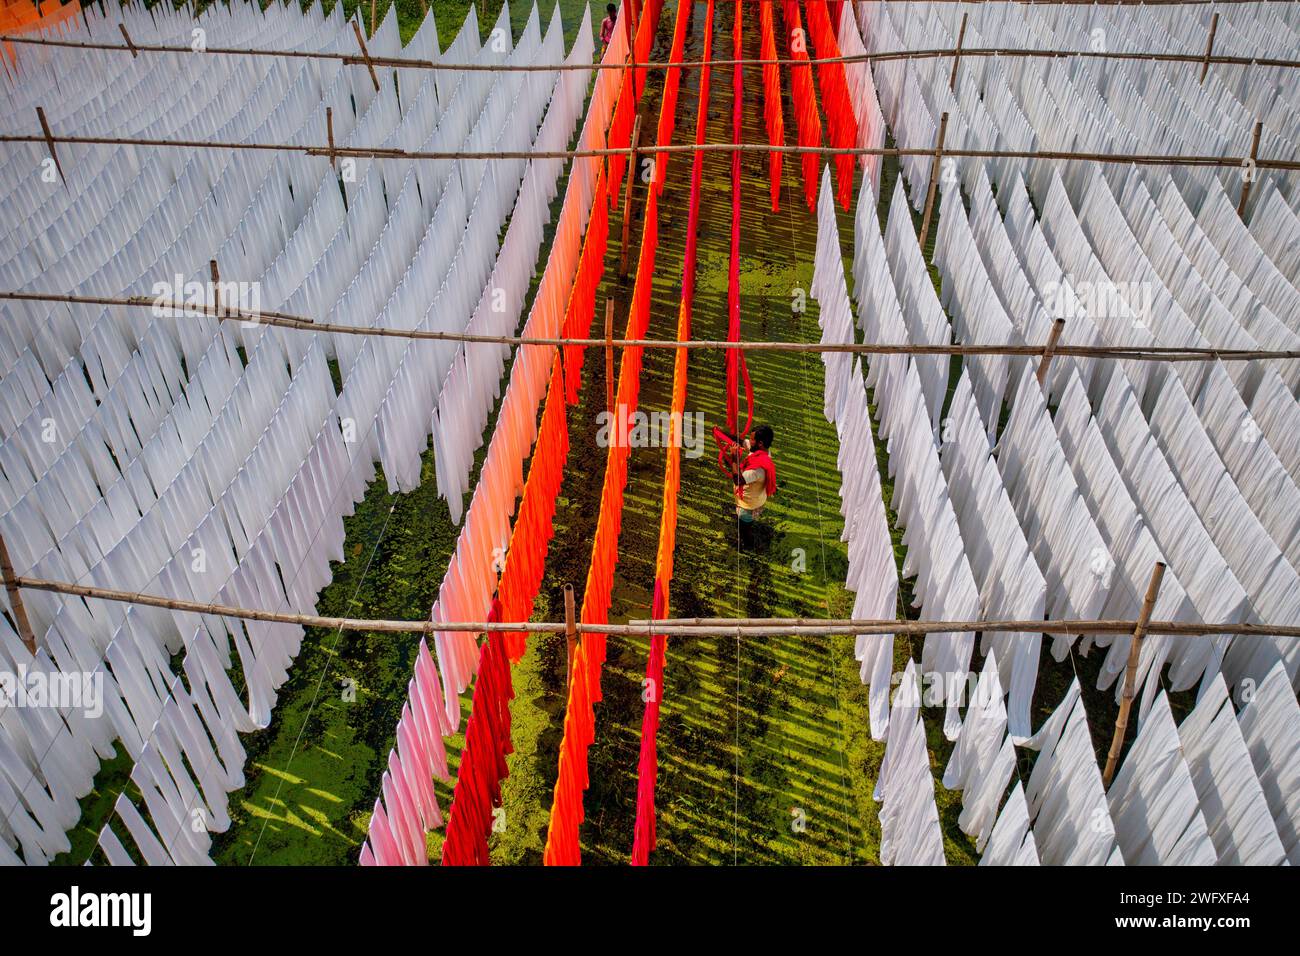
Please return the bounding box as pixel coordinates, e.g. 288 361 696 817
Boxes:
370 0 377 37
1199 12 1219 84
918 112 949 251
620 115 643 277
1238 120 1263 217
35 107 65 185
604 298 616 417
564 584 577 691
326 106 336 171
949 13 967 92
0 534 37 655
209 259 222 319
1036 318 1066 387
353 19 381 92
1102 561 1166 788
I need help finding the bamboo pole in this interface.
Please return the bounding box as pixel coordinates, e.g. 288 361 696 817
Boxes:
564 584 577 691
605 298 616 416
1102 562 1166 788
949 12 967 91
1200 11 1220 83
370 0 376 37
1238 120 1263 217
7 32 1299 75
5 130 1300 173
4 289 1299 363
0 535 37 655
35 107 64 185
10 569 1300 640
352 19 380 92
620 115 643 277
918 112 949 250
1035 318 1066 386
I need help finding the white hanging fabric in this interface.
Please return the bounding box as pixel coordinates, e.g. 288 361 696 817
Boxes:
813 170 897 743
873 662 945 866
939 375 1045 742
1022 680 1121 865
1052 371 1200 713
1177 674 1287 865
978 782 1040 866
933 184 1014 441
996 366 1113 657
1106 693 1218 865
1235 661 1300 864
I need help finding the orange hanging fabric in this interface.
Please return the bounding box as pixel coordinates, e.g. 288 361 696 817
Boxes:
758 0 785 211
562 167 611 404
541 190 661 865
805 0 859 210
782 0 823 212
606 0 666 205
497 168 610 660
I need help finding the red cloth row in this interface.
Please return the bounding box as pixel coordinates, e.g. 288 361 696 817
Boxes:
758 0 785 212
630 0 717 867
440 600 514 866
606 0 666 204
631 585 669 864
805 0 859 210
725 2 750 437
578 188 661 639
652 0 694 195
782 0 824 212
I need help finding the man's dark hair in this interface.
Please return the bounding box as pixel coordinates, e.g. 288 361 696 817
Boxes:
606 3 617 13
752 424 774 449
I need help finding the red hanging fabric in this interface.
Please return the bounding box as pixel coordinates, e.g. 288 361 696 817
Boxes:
725 4 750 438
440 600 514 866
629 0 715 868
805 0 859 210
652 0 693 195
758 0 785 211
562 167 611 404
782 0 823 212
631 583 669 865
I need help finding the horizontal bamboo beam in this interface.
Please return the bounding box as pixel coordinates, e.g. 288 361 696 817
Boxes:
3 290 1296 364
13 573 1300 640
4 34 1296 74
3 130 1298 172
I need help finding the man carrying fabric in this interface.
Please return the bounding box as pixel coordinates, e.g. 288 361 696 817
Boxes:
715 424 777 548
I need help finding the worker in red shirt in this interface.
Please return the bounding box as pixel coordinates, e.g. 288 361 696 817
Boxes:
715 424 777 549
600 4 618 52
